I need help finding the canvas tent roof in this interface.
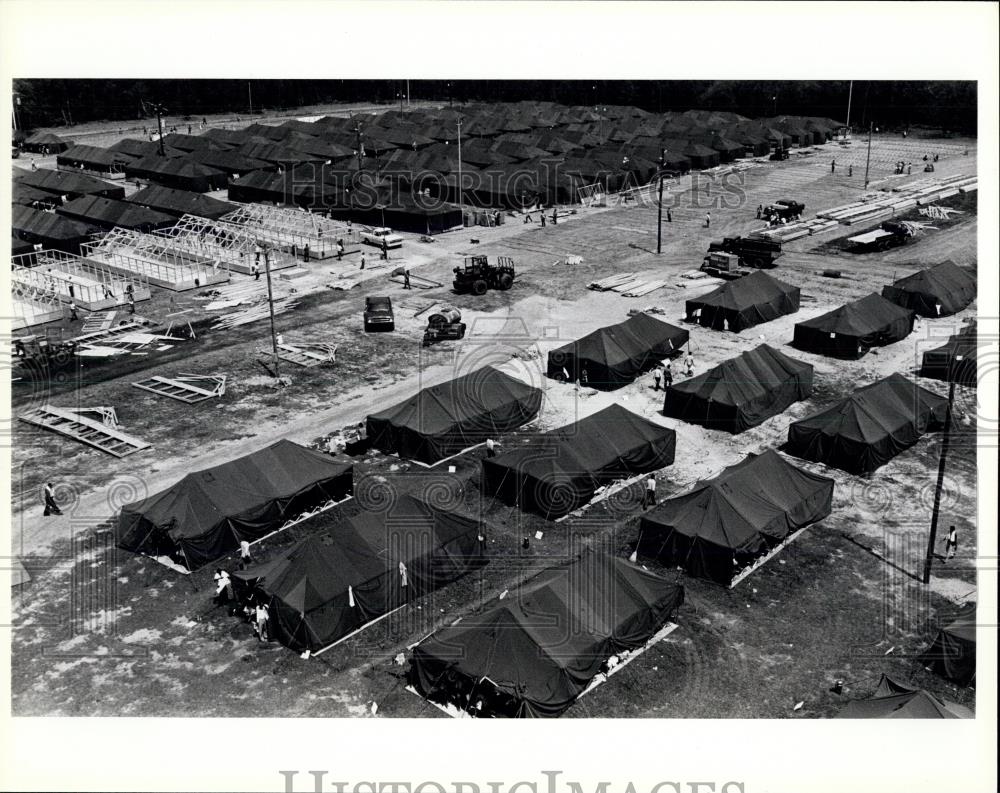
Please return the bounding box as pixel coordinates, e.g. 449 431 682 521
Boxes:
127 184 236 220
546 312 688 390
366 367 542 465
409 548 684 718
125 156 227 192
56 195 176 231
12 204 100 254
920 323 977 387
56 144 122 171
12 235 35 256
16 167 126 200
232 495 486 654
786 373 948 474
24 131 73 152
663 344 813 434
836 675 972 718
188 147 272 175
685 271 800 333
793 293 914 359
481 404 677 520
13 182 63 208
116 439 353 571
637 450 833 585
919 602 976 686
881 261 976 317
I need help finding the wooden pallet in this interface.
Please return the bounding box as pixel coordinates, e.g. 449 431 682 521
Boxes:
19 405 151 457
81 311 117 334
132 374 227 403
277 343 337 368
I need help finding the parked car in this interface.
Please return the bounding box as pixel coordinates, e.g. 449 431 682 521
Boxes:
363 295 395 332
360 227 404 249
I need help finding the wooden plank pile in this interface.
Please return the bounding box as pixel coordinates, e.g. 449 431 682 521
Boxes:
277 342 337 368
81 311 117 334
588 273 637 291
211 295 300 330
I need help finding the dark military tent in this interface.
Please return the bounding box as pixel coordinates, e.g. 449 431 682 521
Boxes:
919 602 976 686
366 368 542 465
56 144 124 175
836 675 973 719
232 495 486 655
13 182 63 209
16 167 126 200
481 405 676 519
636 450 833 585
409 548 684 718
881 261 976 317
11 204 100 254
920 323 978 387
793 293 915 359
546 313 688 389
12 235 35 256
116 440 353 571
127 184 236 220
663 344 813 433
56 195 176 232
124 156 227 192
23 131 73 154
786 373 948 474
685 271 800 332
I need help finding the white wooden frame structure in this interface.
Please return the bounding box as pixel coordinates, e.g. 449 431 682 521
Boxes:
222 204 362 260
154 214 298 275
132 374 227 403
19 405 151 457
83 227 230 291
10 279 64 330
12 249 151 311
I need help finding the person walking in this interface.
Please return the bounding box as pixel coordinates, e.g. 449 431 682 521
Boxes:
552 207 558 225
684 351 695 377
360 253 366 271
848 165 853 177
907 163 912 175
336 239 344 260
831 159 836 173
704 211 711 228
666 207 672 222
42 482 62 516
580 366 589 387
255 603 270 642
239 539 255 568
653 367 661 391
755 204 762 219
251 262 260 281
540 213 546 227
944 525 958 561
403 270 412 289
643 475 657 508
663 362 673 389
381 237 389 261
127 294 135 314
485 437 497 458
69 301 79 322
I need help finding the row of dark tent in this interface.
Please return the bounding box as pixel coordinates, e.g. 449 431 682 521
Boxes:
112 433 687 718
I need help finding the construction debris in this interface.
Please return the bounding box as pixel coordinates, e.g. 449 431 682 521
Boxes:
19 405 151 457
389 267 442 289
81 311 117 334
132 374 228 403
278 342 337 368
588 273 637 291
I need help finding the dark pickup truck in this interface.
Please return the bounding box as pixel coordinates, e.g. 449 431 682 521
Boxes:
707 235 783 268
363 296 395 332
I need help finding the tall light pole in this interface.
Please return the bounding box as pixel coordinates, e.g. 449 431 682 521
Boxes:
656 149 667 255
863 122 873 189
456 119 463 221
146 101 167 157
845 80 854 134
923 362 960 584
260 240 281 379
406 79 410 106
248 81 253 117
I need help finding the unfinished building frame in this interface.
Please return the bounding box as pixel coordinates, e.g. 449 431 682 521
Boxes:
222 204 362 260
12 249 152 312
82 227 230 291
153 214 298 275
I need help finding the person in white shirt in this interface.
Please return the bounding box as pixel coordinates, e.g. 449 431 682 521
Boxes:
485 438 497 458
43 482 62 516
644 476 657 508
239 540 254 567
255 604 269 642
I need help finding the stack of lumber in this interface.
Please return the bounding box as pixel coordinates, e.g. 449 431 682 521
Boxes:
588 273 637 291
211 295 299 329
620 280 667 297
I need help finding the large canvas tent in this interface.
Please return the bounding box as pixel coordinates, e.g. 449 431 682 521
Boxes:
546 313 688 389
636 450 833 585
481 405 676 519
881 261 976 317
662 344 813 433
15 168 126 200
409 548 684 718
786 373 948 474
685 271 800 333
919 602 976 686
22 131 73 154
11 204 100 255
232 495 487 655
116 440 353 571
836 675 973 719
920 323 978 387
127 184 236 220
793 293 914 359
56 195 176 232
366 368 542 465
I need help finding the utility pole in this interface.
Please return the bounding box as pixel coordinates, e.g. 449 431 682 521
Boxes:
248 81 253 117
863 122 873 190
845 80 854 134
12 93 19 131
456 119 463 221
260 241 281 380
923 371 959 584
354 123 364 173
656 149 667 254
146 101 168 157
406 79 410 106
